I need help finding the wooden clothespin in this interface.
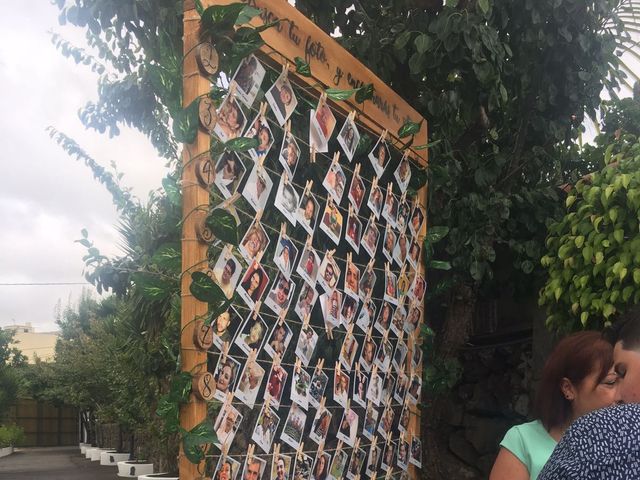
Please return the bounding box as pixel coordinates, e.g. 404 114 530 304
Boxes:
366 258 374 273
258 101 268 118
386 432 393 447
353 163 361 179
371 434 378 455
318 439 325 457
347 110 356 123
346 322 354 339
282 60 290 75
319 395 326 410
348 204 353 220
371 364 379 380
255 209 264 224
280 222 287 239
381 129 388 142
228 81 237 99
252 300 262 320
285 120 291 135
335 361 342 381
368 213 375 228
305 235 313 251
346 252 353 268
336 440 344 455
355 361 361 378
326 248 336 261
371 176 378 193
331 151 340 168
386 182 393 197
221 341 230 364
303 179 314 197
366 325 373 342
384 262 391 278
384 469 393 480
273 353 281 370
247 443 256 465
283 171 289 185
353 437 361 454
400 190 407 205
318 91 327 111
326 320 334 340
303 313 311 331
273 443 281 464
265 392 272 411
277 307 288 325
346 398 351 412
310 144 316 164
315 358 325 376
220 192 241 210
296 441 304 461
248 348 258 365
294 358 302 374
222 442 230 460
222 391 233 412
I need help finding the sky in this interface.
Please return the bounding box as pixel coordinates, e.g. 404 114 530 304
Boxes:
0 3 168 332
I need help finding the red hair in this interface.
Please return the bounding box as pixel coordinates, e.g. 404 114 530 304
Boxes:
534 331 613 430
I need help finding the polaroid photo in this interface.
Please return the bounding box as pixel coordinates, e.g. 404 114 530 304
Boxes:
290 367 311 410
355 299 376 332
397 439 410 471
407 237 421 269
274 177 300 226
382 228 397 264
320 289 343 329
317 253 341 293
381 373 396 405
393 233 408 267
210 248 242 299
368 136 390 177
252 403 281 453
345 211 362 254
214 152 246 199
293 452 314 480
384 271 398 306
381 442 395 473
365 445 381 478
279 131 301 178
245 113 275 161
407 374 422 405
234 314 269 354
264 320 294 359
214 403 243 450
398 271 411 299
409 205 426 238
375 338 393 374
378 403 395 438
340 295 359 327
214 455 241 480
396 199 411 234
210 306 242 351
410 274 426 303
336 408 359 447
329 449 350 480
264 271 296 317
271 454 292 480
243 164 274 212
297 192 320 236
311 451 332 480
367 372 384 406
309 405 332 445
265 73 298 126
239 220 270 264
348 172 365 213
367 181 384 220
362 403 379 441
214 94 248 143
395 374 409 406
393 340 408 373
344 262 360 300
296 245 320 286
410 436 422 468
212 355 241 401
394 156 412 193
323 162 347 205
346 448 366 480
359 336 377 373
320 200 343 245
390 303 406 337
266 364 289 409
294 282 319 321
358 269 377 301
315 100 337 144
230 54 266 107
374 301 394 335
274 233 299 280
295 326 319 367
353 369 369 407
361 218 380 258
281 403 307 450
333 369 350 408
337 116 360 161
235 356 265 408
382 190 398 229
412 343 423 370
308 369 329 409
339 332 359 370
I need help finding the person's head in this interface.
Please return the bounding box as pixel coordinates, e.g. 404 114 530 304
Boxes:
285 140 298 167
217 460 232 480
364 340 374 361
245 268 263 292
257 125 271 148
282 185 296 211
248 321 264 344
324 262 335 282
275 278 291 305
377 143 386 164
218 152 238 176
224 100 241 127
534 331 617 431
279 84 293 106
222 259 236 283
215 311 231 333
276 456 287 480
224 408 237 432
304 197 315 220
247 361 261 388
244 459 262 480
217 360 236 392
604 313 640 403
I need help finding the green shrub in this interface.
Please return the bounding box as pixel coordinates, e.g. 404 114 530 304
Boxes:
0 424 24 447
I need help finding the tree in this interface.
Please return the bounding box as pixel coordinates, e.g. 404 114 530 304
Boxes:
0 329 27 419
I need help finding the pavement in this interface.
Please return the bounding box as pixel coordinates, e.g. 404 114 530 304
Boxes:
0 446 119 480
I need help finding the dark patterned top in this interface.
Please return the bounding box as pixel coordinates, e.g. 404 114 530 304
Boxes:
538 403 640 479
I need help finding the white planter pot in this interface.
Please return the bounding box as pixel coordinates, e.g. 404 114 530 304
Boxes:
0 446 13 458
138 475 178 480
85 447 97 459
91 448 111 461
100 451 130 466
117 460 154 478
80 443 91 454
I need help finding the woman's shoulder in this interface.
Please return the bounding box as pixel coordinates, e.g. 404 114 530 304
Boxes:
504 420 550 441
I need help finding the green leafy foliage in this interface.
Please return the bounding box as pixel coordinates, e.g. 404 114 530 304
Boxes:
355 83 374 104
325 88 358 101
224 136 260 152
398 120 422 138
294 57 312 77
182 421 217 464
173 99 200 144
205 209 240 246
0 425 24 448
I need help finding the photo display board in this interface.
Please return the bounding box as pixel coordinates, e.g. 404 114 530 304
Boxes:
181 2 428 480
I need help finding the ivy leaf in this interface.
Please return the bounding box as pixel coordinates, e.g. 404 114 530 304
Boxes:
355 83 374 103
224 136 259 152
415 34 431 55
355 134 373 156
394 31 412 50
162 176 182 207
206 209 239 245
295 57 312 77
408 52 424 75
157 396 179 433
409 165 428 191
478 0 489 15
190 271 229 306
170 372 193 402
182 421 217 464
194 0 204 16
426 226 450 245
201 4 246 32
413 140 442 150
429 260 452 270
236 5 262 25
398 120 422 138
325 88 357 101
172 98 199 144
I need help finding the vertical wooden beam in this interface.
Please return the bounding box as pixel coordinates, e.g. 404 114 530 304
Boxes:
181 5 209 479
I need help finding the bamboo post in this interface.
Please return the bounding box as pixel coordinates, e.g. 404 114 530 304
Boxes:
181 4 209 478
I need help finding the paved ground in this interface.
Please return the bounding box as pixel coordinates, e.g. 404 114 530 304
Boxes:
0 446 119 480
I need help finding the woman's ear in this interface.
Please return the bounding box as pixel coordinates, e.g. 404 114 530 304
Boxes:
560 377 576 401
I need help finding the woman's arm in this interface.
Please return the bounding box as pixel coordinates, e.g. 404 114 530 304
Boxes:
489 448 530 480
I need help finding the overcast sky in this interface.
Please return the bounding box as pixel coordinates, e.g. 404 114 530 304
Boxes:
0 3 168 332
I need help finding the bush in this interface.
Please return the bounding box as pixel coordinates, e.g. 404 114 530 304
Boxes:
0 424 24 447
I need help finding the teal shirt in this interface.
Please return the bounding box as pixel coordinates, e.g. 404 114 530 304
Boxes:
499 420 557 480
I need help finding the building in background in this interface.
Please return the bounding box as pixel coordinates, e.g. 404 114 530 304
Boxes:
3 322 58 363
